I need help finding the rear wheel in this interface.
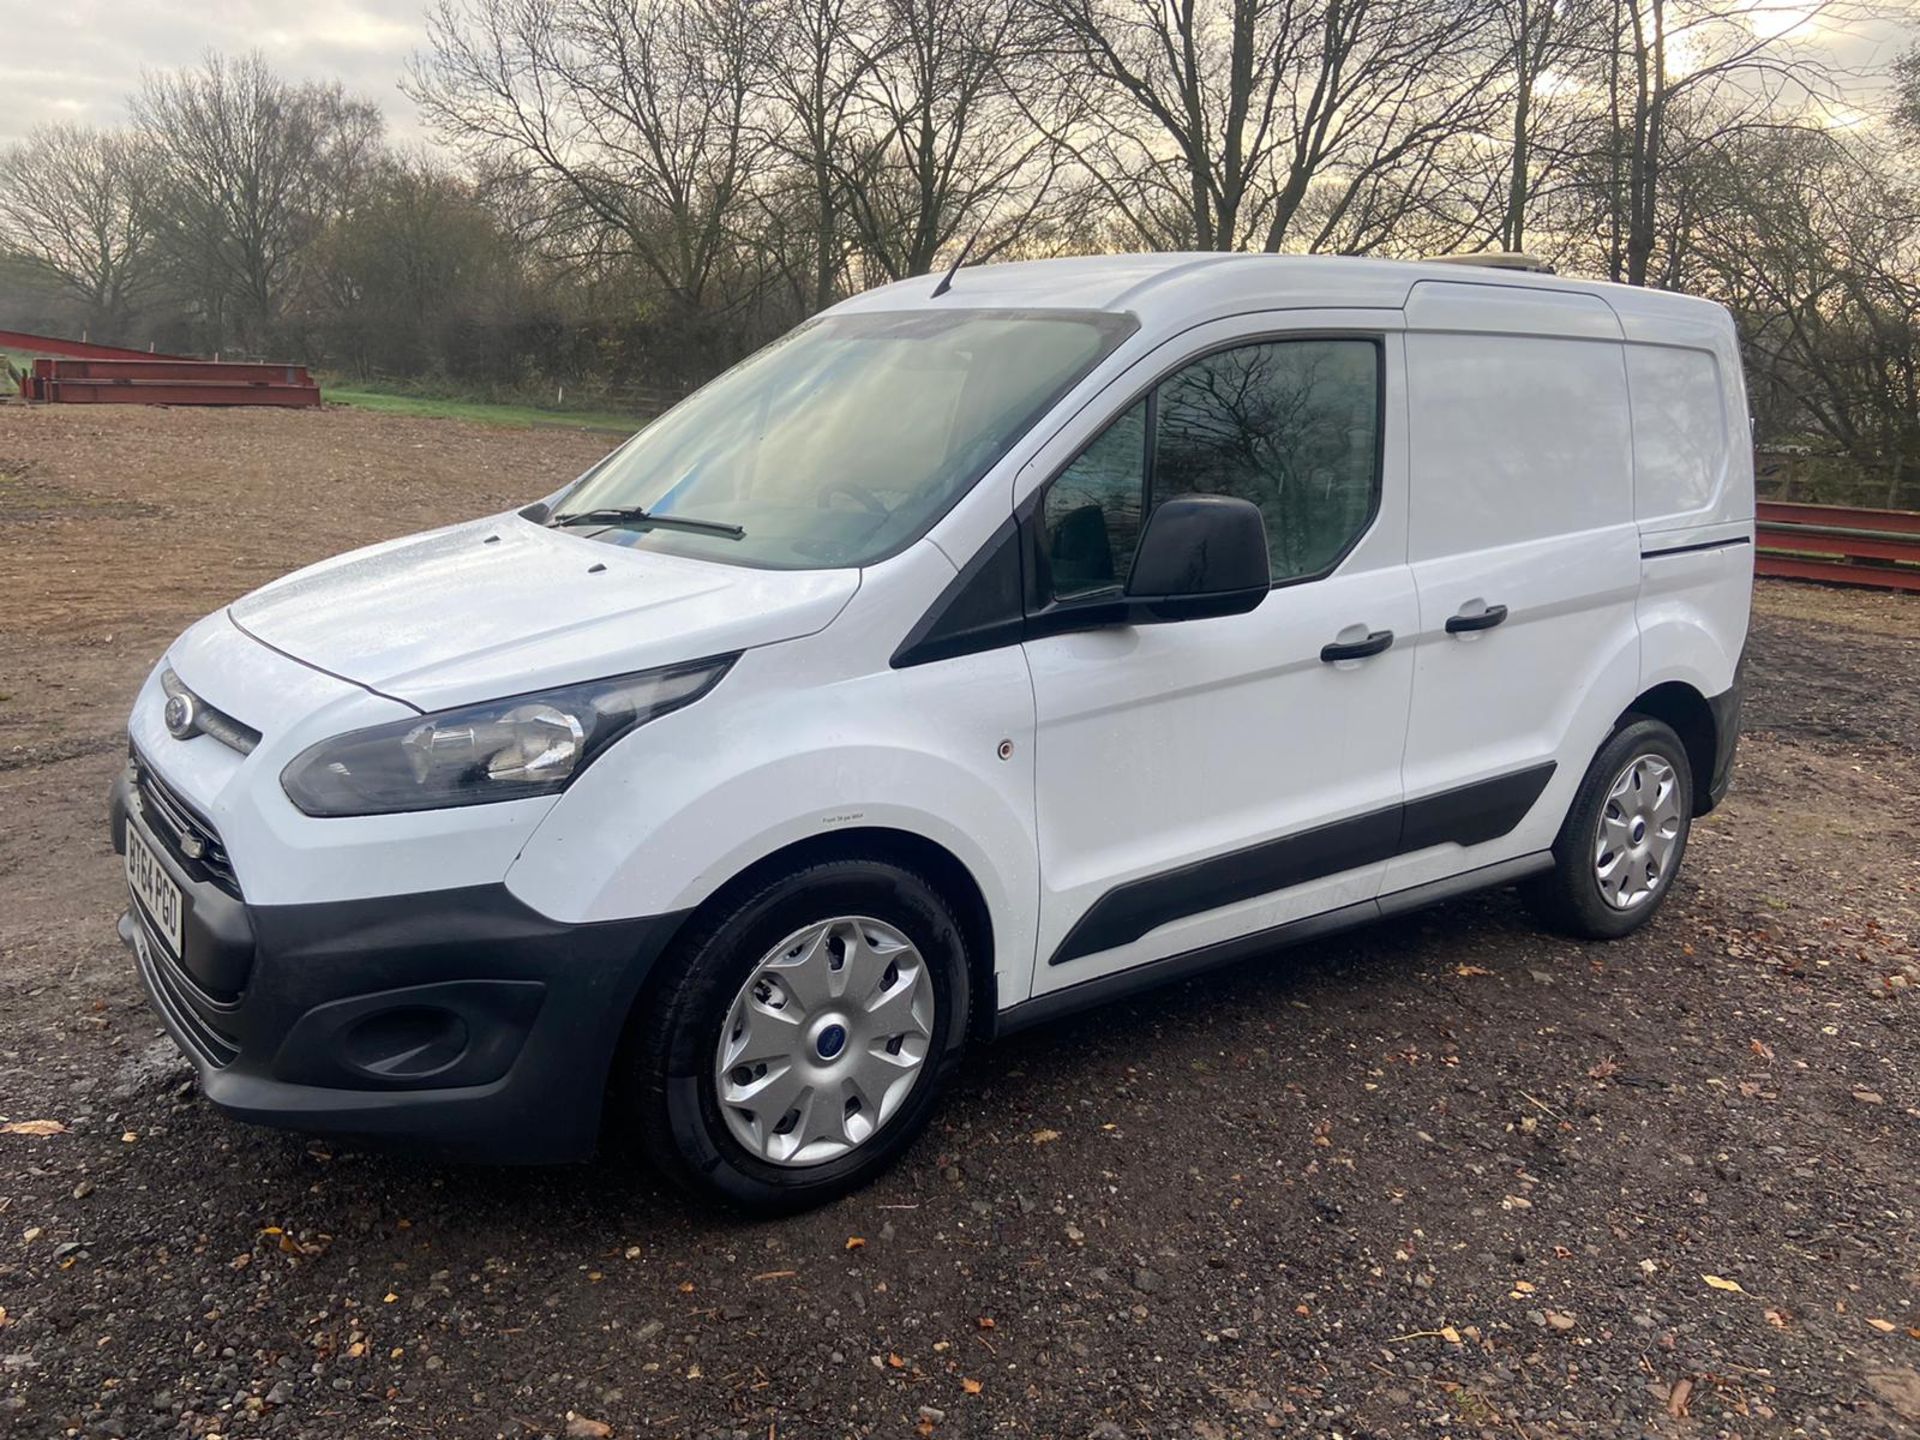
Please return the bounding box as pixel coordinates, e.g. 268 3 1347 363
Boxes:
623 857 971 1214
1525 717 1694 940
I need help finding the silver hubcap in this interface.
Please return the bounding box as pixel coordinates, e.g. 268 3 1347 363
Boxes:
1594 753 1684 910
714 916 935 1167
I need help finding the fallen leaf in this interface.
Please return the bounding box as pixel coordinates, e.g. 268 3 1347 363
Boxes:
0 1120 67 1137
1748 1039 1773 1061
1703 1274 1747 1294
888 1352 906 1369
1852 1090 1885 1105
383 1291 398 1303
845 1236 866 1250
1765 1309 1788 1328
1544 1311 1576 1332
1455 965 1492 977
1439 1325 1461 1345
1668 1377 1694 1418
1867 1318 1897 1333
1587 1058 1619 1080
976 1317 995 1330
565 1418 613 1439
962 1377 983 1394
1030 1129 1061 1145
120 1131 138 1144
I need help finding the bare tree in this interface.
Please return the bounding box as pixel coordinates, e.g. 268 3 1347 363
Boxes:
834 0 1060 279
1028 0 1503 254
134 51 384 349
753 0 881 307
1692 128 1920 506
1584 0 1855 286
409 0 768 321
0 124 157 338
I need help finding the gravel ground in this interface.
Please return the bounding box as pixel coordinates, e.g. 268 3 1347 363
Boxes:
2 404 1917 1439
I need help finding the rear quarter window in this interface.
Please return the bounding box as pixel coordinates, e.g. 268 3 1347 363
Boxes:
1623 345 1729 521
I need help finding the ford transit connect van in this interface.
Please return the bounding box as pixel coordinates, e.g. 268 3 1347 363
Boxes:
111 254 1751 1212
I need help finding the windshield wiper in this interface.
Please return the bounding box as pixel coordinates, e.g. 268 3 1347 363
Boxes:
548 505 745 540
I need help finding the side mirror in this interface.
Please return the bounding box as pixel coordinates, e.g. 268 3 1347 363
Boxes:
1122 495 1271 622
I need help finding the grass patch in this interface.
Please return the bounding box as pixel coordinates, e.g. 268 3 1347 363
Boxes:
324 384 644 435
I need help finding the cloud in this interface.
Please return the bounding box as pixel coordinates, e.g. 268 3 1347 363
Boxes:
0 0 434 147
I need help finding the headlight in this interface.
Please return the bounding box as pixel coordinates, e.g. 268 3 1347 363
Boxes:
280 656 734 816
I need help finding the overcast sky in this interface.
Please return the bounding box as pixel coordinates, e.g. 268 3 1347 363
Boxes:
0 0 436 148
0 1 1913 151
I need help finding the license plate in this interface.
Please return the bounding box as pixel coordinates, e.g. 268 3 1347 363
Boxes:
126 823 184 957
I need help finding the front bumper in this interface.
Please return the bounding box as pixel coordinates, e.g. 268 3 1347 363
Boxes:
111 770 686 1163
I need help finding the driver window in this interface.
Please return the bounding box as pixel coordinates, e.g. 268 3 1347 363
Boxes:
1037 336 1380 603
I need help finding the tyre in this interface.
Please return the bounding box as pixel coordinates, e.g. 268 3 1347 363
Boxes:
1524 716 1694 940
623 856 972 1214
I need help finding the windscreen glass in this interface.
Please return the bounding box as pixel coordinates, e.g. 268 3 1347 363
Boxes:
553 309 1134 569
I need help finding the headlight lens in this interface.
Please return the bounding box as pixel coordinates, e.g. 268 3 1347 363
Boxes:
281 656 734 816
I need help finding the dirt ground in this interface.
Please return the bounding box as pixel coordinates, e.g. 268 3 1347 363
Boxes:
1 403 1917 1440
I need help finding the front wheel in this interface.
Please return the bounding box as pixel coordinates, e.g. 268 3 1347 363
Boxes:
1525 717 1694 940
623 857 971 1214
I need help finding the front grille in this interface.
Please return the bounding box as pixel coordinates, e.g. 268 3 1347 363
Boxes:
132 916 239 1068
161 668 261 755
131 749 241 898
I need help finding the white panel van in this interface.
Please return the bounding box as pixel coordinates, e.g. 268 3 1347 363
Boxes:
110 255 1752 1211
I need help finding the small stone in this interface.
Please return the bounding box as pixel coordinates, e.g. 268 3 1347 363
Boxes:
71 1180 94 1200
1090 1424 1128 1440
1544 1311 1576 1332
918 1406 946 1423
1131 1268 1163 1295
635 1320 664 1341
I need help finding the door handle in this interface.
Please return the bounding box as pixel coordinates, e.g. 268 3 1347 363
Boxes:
1445 603 1509 635
1320 629 1394 663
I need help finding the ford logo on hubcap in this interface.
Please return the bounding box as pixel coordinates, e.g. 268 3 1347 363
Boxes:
163 692 199 740
815 1024 847 1061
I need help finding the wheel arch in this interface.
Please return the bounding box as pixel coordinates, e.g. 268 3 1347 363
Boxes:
1623 681 1716 815
619 826 1000 1073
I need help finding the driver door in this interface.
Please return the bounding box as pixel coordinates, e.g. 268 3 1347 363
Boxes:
1018 315 1417 997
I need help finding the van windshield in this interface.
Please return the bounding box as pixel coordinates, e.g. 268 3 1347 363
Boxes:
550 308 1135 570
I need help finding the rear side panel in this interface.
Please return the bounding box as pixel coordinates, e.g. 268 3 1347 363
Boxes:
1615 300 1753 713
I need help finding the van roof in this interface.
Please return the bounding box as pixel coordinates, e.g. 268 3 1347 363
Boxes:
832 252 1730 334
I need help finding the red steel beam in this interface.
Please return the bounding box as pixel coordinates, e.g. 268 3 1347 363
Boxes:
38 358 312 385
44 380 321 408
1756 499 1920 537
0 328 188 362
1756 527 1920 567
1756 553 1920 593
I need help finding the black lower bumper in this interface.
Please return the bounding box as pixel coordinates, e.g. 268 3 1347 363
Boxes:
111 773 686 1163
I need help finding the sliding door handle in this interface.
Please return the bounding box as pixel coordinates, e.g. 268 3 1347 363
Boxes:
1320 629 1394 663
1445 603 1509 635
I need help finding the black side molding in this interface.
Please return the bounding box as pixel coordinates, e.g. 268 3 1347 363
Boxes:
1000 852 1554 1034
1048 761 1556 966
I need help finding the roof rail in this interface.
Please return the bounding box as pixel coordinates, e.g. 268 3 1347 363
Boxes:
1420 252 1556 274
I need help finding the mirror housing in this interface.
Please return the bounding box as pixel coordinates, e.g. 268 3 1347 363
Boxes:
1121 495 1271 622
